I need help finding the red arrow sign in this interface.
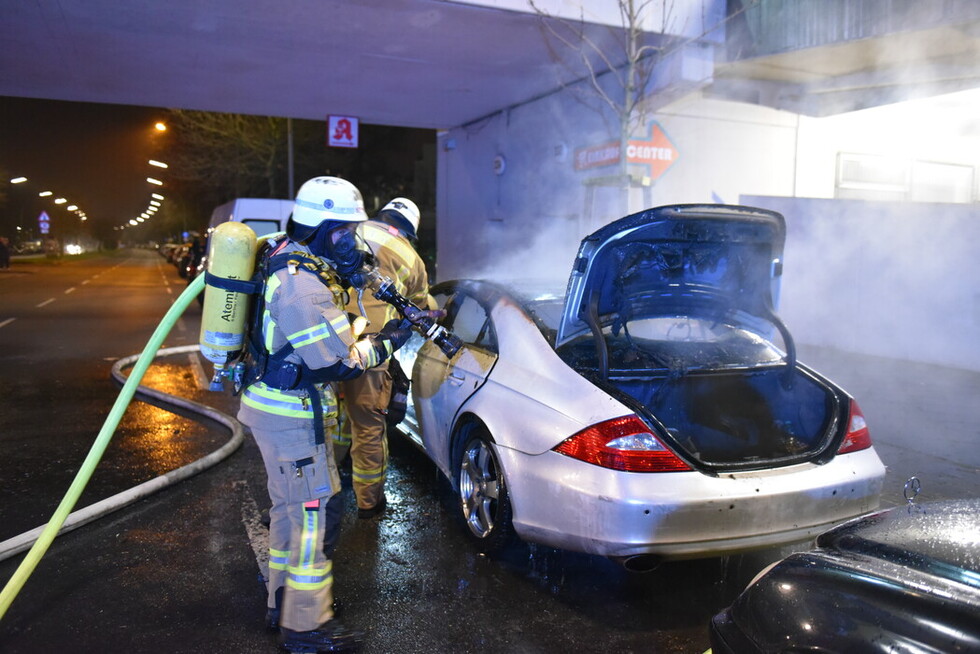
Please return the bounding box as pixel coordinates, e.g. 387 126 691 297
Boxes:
625 123 678 180
574 121 679 182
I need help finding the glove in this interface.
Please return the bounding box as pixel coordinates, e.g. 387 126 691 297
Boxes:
376 318 413 352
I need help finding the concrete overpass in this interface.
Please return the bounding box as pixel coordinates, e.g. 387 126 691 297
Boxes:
4 1 980 129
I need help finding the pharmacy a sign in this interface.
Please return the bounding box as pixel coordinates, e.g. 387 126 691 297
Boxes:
574 122 679 182
327 115 359 148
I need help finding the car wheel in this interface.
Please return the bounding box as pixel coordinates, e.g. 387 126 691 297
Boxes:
455 425 514 553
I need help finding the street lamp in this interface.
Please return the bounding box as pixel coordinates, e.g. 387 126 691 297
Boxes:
10 176 27 184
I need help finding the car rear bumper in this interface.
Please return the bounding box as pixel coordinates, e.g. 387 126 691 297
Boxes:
498 445 886 559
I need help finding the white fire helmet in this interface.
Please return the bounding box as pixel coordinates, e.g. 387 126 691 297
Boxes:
292 176 368 230
381 197 421 238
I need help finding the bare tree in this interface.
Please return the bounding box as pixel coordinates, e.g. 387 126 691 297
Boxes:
529 0 680 180
165 109 289 199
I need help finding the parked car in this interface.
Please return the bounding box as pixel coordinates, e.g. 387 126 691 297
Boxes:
158 242 178 261
396 204 886 570
709 497 980 653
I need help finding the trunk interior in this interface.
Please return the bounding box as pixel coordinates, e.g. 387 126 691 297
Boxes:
557 333 841 470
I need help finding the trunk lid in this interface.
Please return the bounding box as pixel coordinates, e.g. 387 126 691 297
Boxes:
557 204 786 349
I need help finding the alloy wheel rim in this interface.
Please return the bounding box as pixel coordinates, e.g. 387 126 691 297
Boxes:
459 439 500 538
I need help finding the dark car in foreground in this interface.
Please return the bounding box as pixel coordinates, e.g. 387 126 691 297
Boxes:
709 497 980 653
396 204 885 569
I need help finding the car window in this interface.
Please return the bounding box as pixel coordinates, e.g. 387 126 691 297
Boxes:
447 294 496 352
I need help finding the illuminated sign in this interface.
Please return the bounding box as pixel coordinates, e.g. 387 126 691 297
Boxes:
574 121 679 181
38 210 51 235
327 115 359 148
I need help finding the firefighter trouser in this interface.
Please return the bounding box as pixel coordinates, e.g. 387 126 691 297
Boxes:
251 421 342 632
336 364 392 510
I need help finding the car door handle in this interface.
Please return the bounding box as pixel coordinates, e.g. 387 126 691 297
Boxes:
448 371 466 386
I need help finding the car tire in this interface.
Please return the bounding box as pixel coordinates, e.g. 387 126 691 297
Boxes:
455 425 514 553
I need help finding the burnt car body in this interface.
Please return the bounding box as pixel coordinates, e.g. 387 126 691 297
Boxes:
396 204 886 568
710 498 980 653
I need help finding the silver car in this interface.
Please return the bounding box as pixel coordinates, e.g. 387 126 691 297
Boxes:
396 204 885 571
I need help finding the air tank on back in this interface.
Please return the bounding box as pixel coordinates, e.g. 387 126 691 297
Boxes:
199 221 258 367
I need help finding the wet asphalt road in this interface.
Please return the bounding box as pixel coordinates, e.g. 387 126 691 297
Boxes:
1 250 978 653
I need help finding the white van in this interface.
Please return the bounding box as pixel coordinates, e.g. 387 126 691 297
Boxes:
207 198 293 237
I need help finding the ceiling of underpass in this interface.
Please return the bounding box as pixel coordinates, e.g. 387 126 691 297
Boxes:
0 0 637 129
4 1 980 130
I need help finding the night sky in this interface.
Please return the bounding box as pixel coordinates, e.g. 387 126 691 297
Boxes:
1 96 170 239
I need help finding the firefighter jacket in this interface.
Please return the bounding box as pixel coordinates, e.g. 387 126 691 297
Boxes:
349 219 434 330
238 241 385 430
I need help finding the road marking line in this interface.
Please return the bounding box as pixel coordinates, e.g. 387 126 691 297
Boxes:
237 480 270 587
81 279 90 285
36 298 54 308
0 318 15 329
65 287 76 294
189 352 210 390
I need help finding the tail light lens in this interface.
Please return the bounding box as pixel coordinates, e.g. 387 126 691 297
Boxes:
554 415 691 472
838 400 872 454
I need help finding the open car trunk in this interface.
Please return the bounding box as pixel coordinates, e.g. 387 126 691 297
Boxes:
555 205 843 471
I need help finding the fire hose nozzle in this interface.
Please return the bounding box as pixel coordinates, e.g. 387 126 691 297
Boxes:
366 274 462 358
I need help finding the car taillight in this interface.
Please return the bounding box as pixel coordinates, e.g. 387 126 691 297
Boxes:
553 415 691 472
837 400 872 454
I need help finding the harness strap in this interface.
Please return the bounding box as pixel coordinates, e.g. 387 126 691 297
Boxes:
204 271 263 294
248 248 349 446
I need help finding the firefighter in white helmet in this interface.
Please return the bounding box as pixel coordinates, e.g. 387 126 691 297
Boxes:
335 196 437 518
237 176 411 652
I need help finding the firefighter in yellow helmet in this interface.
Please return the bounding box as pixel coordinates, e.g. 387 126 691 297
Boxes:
335 197 437 518
237 177 411 652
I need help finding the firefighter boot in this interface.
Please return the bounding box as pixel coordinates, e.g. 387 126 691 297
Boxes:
266 587 283 630
357 493 387 520
279 619 364 653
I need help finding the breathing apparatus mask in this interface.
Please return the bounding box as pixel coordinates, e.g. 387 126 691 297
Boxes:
302 221 371 285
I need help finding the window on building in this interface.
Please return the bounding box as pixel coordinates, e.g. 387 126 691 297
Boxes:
836 153 976 203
